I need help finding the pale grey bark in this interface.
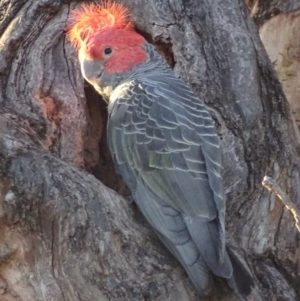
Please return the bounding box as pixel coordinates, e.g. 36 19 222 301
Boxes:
0 0 299 300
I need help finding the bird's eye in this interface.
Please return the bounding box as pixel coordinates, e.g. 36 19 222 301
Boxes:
104 47 113 56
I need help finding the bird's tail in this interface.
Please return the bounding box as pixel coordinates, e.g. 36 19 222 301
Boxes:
154 229 214 295
226 247 254 296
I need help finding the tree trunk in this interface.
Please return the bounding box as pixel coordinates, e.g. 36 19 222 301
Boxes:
0 0 299 300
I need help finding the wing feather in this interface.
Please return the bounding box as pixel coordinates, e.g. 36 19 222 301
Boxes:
107 76 230 279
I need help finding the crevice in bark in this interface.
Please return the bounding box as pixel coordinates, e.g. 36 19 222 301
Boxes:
83 82 129 196
135 28 175 68
154 39 175 68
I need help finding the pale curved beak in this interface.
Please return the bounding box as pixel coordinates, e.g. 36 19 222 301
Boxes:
80 58 104 85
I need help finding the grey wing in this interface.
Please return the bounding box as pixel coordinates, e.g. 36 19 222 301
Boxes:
107 78 232 280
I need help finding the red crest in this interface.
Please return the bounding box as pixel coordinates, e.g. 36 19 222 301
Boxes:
68 1 132 49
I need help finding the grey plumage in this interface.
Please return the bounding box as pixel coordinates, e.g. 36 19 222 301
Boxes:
107 67 254 295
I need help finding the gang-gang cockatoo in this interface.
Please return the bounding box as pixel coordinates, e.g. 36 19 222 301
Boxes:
67 2 254 296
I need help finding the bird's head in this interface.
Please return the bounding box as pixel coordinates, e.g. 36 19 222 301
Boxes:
68 2 148 99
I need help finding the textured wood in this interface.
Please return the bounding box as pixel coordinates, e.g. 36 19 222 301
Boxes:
0 0 299 300
246 0 300 26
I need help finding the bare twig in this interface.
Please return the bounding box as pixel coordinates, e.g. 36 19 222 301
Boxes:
262 176 300 232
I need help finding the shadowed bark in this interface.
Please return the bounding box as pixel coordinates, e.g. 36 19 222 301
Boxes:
0 0 299 300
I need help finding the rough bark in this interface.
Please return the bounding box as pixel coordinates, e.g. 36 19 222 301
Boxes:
0 0 299 300
246 0 300 27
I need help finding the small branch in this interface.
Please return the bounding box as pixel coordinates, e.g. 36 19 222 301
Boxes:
262 176 300 232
